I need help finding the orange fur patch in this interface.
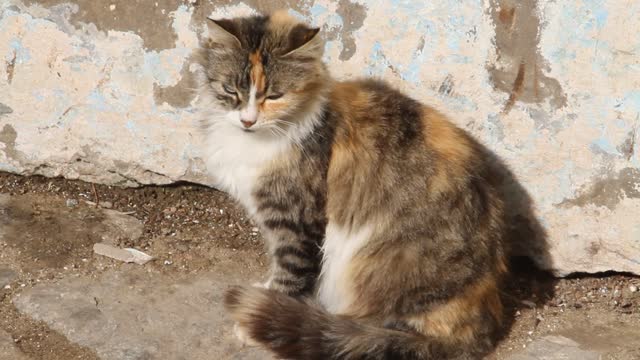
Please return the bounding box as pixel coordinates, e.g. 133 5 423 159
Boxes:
425 109 472 169
329 82 373 151
261 99 289 114
407 273 503 345
249 51 266 93
342 240 423 319
423 109 473 195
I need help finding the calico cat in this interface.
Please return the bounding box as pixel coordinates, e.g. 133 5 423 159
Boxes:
196 10 508 360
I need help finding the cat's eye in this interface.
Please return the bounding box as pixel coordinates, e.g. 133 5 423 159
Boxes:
222 85 237 96
266 93 284 101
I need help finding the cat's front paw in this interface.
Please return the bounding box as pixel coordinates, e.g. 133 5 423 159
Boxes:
233 323 260 347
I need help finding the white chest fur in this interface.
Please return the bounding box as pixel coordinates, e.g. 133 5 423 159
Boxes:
318 222 374 314
204 124 289 217
201 98 325 217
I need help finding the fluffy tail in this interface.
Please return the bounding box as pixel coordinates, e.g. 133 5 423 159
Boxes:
224 286 476 360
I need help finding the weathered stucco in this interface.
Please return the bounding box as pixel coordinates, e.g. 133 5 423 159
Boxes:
0 0 639 276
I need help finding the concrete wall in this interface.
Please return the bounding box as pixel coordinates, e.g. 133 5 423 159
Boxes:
1 0 639 276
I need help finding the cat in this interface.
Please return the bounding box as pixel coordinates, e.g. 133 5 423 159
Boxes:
196 10 508 360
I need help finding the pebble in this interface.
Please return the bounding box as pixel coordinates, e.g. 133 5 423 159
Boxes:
100 201 113 209
630 285 638 293
66 199 78 207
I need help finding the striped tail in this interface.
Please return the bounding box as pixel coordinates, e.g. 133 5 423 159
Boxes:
224 286 478 360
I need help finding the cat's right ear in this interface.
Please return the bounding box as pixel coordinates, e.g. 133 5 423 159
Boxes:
206 18 242 48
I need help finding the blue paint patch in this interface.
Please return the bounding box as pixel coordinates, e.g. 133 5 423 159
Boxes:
621 91 640 112
582 0 609 29
590 137 619 156
485 114 505 143
615 119 627 129
443 54 471 64
125 120 136 132
8 38 31 63
143 52 171 86
31 91 45 102
86 89 110 112
309 4 327 17
365 41 387 77
388 0 424 12
324 13 344 29
287 9 306 21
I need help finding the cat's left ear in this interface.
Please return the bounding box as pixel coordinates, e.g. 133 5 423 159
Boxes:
206 17 242 48
283 24 323 58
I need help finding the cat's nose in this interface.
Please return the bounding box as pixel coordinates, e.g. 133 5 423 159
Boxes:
241 119 256 128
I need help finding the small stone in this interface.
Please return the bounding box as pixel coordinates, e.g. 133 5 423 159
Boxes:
100 201 113 209
251 227 259 232
630 285 638 293
109 4 116 10
93 243 153 265
66 199 78 207
0 268 17 288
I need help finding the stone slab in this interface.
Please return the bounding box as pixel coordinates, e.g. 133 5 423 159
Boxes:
507 336 600 360
506 322 640 360
12 268 270 360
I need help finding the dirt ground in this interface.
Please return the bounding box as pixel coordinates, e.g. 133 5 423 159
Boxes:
0 172 639 359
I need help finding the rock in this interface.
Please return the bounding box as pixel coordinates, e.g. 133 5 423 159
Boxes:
0 329 29 360
100 201 114 209
630 285 638 293
0 268 17 288
507 335 600 360
65 199 78 208
13 268 272 360
93 243 153 265
100 209 144 244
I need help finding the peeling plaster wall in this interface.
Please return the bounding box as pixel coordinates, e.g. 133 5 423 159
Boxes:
0 0 639 275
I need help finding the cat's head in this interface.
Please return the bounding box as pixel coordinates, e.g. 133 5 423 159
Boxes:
197 11 328 134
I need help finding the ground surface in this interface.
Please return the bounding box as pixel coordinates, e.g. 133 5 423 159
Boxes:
0 172 639 360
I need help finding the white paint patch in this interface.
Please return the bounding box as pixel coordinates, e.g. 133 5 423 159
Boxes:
318 222 374 314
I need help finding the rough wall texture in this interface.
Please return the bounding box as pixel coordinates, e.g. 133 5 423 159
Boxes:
0 0 639 276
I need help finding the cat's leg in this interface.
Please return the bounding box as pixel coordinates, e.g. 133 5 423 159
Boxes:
258 217 323 296
232 218 321 346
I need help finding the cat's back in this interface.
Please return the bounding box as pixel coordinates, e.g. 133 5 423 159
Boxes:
327 78 485 186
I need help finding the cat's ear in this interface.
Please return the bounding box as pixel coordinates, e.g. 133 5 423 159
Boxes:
206 18 242 48
283 24 322 58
